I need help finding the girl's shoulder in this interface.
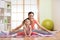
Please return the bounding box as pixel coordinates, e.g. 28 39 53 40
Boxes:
29 25 32 28
23 25 26 28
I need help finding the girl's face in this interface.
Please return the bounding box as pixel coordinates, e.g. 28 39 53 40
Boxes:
25 19 30 25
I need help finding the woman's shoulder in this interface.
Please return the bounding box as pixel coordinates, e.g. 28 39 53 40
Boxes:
33 19 37 23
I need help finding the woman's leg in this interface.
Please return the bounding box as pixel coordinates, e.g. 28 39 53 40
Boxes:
9 29 23 35
32 29 52 35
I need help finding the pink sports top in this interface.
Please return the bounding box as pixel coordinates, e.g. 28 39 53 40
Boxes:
30 19 37 30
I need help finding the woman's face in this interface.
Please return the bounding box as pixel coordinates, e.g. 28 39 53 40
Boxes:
25 19 30 25
28 13 34 19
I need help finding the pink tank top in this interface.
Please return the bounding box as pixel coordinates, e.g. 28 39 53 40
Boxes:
30 19 37 30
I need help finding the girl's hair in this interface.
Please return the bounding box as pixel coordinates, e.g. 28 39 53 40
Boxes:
22 18 30 25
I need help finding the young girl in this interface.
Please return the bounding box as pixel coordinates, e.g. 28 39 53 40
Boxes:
17 18 32 37
11 18 37 37
23 18 32 36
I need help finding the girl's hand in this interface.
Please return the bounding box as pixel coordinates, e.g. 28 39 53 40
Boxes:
28 35 31 37
25 35 28 37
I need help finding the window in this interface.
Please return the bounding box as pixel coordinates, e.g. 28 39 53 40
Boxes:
11 0 40 29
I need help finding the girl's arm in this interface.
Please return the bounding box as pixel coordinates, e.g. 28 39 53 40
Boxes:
29 26 32 36
23 27 27 36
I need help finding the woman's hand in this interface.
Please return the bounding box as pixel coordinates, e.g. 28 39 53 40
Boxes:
11 29 18 33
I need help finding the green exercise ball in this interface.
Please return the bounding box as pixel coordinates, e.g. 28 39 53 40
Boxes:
42 19 54 31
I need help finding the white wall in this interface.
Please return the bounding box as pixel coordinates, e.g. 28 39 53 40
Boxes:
39 0 52 24
52 0 60 31
39 0 60 31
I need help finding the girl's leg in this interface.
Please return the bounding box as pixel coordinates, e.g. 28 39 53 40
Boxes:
17 32 25 36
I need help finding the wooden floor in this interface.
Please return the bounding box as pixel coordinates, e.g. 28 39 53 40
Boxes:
0 31 60 40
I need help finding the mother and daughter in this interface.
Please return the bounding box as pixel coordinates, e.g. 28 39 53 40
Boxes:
11 12 52 37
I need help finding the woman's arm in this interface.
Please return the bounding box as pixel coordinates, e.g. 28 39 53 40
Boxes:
11 23 23 32
36 21 51 32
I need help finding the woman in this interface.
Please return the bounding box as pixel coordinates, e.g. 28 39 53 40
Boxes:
11 12 51 35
